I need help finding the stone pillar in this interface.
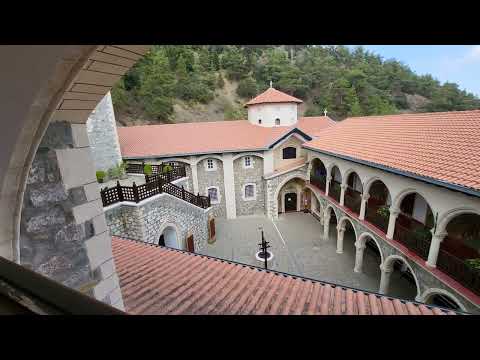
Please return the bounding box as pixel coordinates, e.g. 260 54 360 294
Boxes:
189 156 199 195
340 184 347 206
359 193 370 220
386 207 400 239
222 153 236 219
306 161 312 183
354 241 366 273
426 230 447 268
263 150 274 176
86 92 122 172
336 224 345 254
323 211 331 241
379 264 393 295
21 121 124 311
325 176 332 197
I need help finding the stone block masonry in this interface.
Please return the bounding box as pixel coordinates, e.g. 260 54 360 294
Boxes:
20 120 125 311
105 192 212 252
234 155 265 216
86 92 122 172
196 158 226 218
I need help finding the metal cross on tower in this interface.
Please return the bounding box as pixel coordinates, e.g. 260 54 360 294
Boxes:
324 108 328 117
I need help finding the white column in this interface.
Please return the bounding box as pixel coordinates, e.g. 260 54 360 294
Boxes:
359 194 370 221
336 224 345 254
222 153 237 219
189 156 199 195
354 241 366 273
379 264 393 295
296 185 302 211
386 207 399 239
323 212 331 241
340 184 347 207
325 175 332 197
263 150 274 176
426 230 447 268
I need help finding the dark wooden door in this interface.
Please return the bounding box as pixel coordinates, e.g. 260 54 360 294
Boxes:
285 192 297 212
186 235 194 253
209 218 216 240
158 234 165 246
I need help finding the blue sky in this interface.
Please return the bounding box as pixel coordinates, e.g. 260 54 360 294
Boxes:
346 45 480 97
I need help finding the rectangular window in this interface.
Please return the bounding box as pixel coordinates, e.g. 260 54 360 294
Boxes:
244 184 255 199
207 159 214 169
244 156 252 168
282 147 297 159
208 187 218 203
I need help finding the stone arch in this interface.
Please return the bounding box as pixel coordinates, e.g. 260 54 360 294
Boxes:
324 204 338 221
391 187 435 214
343 168 361 186
195 154 224 164
357 232 385 264
382 254 421 299
272 173 308 217
420 288 467 312
155 222 182 250
436 207 480 234
364 176 392 198
232 152 264 161
338 216 358 239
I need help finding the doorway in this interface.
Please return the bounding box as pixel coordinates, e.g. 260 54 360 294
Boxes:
284 192 297 212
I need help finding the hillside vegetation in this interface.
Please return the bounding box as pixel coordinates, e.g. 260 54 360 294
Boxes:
111 45 480 125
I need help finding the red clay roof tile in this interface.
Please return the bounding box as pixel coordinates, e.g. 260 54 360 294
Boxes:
245 87 303 106
112 237 459 315
305 110 480 191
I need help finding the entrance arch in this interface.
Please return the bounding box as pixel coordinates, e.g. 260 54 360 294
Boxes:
157 223 181 250
420 288 466 311
274 175 307 216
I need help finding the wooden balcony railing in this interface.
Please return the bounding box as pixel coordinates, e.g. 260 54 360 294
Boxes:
437 249 480 296
329 181 341 203
126 162 185 177
344 187 361 215
101 178 210 209
365 203 389 234
393 221 431 260
310 175 326 192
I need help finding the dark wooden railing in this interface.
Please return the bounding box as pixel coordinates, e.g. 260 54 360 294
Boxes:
101 179 210 209
126 162 184 177
145 165 186 183
310 175 326 192
329 181 341 203
344 187 361 215
393 221 431 260
437 249 480 296
365 202 389 234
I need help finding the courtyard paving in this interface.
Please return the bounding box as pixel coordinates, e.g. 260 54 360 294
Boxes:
201 212 417 301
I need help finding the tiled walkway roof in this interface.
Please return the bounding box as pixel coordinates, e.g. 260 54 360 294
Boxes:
245 87 303 106
304 110 480 192
112 237 457 315
118 117 334 158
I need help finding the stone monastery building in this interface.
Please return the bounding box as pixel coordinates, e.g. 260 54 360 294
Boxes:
84 85 480 314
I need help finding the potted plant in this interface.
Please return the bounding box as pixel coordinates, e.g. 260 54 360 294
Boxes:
96 171 106 183
465 258 480 272
162 164 173 173
143 164 153 176
376 205 390 218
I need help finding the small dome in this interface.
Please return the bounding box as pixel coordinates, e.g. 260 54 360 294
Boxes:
245 87 303 107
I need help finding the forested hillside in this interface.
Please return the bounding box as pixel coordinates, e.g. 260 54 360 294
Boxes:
111 45 480 125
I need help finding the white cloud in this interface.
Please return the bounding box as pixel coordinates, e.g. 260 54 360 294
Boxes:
460 45 480 64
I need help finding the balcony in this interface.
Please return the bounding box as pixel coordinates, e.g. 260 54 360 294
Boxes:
310 174 326 193
365 200 389 234
329 181 341 203
393 214 431 260
344 187 362 215
437 249 480 296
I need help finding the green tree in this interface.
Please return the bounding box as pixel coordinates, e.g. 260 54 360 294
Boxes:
236 77 257 98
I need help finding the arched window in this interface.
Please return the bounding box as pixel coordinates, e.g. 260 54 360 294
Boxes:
275 118 280 126
282 147 296 159
258 119 262 124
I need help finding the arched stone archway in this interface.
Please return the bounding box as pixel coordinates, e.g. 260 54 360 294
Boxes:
328 165 342 203
380 255 421 301
156 222 182 250
310 158 327 193
336 216 357 255
344 171 363 215
323 205 338 243
420 288 467 312
364 179 392 235
270 172 308 219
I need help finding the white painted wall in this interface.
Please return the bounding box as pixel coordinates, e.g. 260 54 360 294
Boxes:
412 194 428 224
222 153 237 219
248 103 298 127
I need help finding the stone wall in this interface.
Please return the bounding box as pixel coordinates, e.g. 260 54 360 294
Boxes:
86 92 122 172
233 155 265 216
105 193 211 252
197 158 226 218
20 121 124 310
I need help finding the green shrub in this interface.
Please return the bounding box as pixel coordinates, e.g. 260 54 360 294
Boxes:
376 205 390 218
465 258 480 271
144 164 153 175
96 171 106 183
162 164 173 173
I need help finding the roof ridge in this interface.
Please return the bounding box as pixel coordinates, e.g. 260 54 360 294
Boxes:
343 108 480 121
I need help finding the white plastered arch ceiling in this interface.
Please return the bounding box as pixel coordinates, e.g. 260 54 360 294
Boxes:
357 232 385 265
155 222 182 250
0 45 151 261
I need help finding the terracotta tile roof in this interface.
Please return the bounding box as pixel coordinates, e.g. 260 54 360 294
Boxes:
118 117 334 158
112 237 458 315
264 157 308 179
304 110 480 192
245 87 303 106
